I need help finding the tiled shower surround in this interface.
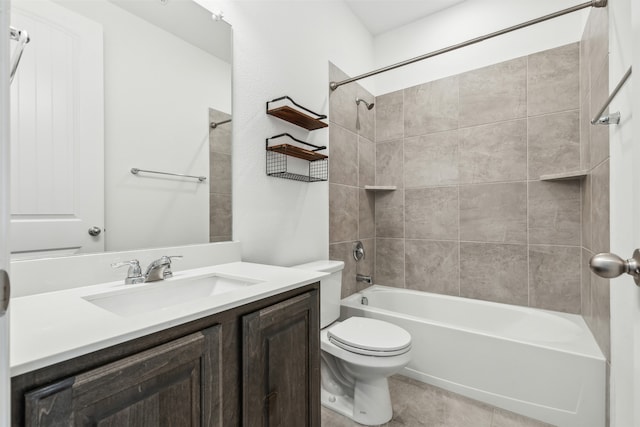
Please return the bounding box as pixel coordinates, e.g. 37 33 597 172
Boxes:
373 43 584 313
209 108 232 242
329 32 610 362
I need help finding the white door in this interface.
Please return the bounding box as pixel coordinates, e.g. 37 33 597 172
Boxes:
10 0 104 258
608 0 639 425
1 0 12 423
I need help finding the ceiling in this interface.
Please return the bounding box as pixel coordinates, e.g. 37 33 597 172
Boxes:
110 0 232 63
345 0 467 36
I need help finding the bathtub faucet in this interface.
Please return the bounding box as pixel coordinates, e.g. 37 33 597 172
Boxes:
356 274 373 285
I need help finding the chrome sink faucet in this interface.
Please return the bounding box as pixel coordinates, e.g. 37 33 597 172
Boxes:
144 256 182 282
111 259 145 285
112 256 182 284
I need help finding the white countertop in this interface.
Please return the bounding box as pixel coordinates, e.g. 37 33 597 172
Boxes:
10 262 326 377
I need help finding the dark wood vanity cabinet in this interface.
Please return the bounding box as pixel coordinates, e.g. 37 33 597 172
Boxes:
243 292 320 427
12 283 320 427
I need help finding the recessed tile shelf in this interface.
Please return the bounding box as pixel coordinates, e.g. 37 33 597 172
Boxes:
364 185 397 191
539 170 589 181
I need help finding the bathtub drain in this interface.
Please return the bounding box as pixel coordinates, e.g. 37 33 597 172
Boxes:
361 296 368 305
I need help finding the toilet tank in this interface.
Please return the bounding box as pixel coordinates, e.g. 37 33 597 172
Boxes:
292 260 344 328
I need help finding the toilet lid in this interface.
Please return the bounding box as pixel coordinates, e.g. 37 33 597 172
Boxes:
327 317 411 357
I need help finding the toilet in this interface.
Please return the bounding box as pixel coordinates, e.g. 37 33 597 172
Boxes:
293 260 412 425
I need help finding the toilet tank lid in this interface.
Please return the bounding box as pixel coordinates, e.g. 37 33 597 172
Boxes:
292 260 344 273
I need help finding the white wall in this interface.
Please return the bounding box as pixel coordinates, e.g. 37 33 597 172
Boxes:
608 0 637 424
56 0 231 252
372 0 589 94
196 0 374 266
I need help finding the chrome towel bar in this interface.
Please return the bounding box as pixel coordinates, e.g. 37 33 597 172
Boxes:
591 66 632 125
131 168 207 182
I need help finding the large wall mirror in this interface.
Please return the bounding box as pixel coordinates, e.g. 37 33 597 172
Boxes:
9 0 232 259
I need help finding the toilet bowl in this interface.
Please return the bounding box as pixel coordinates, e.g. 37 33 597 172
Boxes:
293 260 412 425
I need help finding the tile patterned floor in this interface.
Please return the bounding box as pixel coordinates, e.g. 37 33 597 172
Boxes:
321 375 555 427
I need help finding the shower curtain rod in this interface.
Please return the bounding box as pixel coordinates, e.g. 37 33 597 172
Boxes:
329 0 607 91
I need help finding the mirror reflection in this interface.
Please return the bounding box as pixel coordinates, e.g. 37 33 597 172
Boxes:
9 0 232 259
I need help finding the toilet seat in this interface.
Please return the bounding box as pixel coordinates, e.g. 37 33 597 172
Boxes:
327 317 411 357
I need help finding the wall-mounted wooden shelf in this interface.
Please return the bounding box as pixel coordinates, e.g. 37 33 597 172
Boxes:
266 144 328 162
266 96 328 131
539 170 588 181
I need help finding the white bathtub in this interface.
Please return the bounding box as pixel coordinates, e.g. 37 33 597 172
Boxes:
341 285 605 427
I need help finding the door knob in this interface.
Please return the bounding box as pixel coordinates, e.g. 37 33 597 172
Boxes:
589 249 640 287
0 269 10 316
88 226 102 237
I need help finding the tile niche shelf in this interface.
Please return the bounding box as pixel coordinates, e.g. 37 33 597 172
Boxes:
266 96 328 131
364 185 397 191
539 170 588 181
266 133 328 183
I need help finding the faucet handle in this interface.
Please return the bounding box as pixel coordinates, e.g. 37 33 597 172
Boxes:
111 259 144 285
162 255 182 279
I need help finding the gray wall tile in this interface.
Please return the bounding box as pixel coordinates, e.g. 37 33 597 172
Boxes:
529 245 581 313
359 189 375 239
460 242 528 305
459 182 527 244
329 184 358 243
458 119 526 184
404 130 459 188
375 90 404 142
528 180 581 246
375 238 405 287
582 248 593 320
580 96 591 171
210 152 232 194
459 58 527 127
405 187 458 240
591 159 610 253
528 110 581 179
587 6 609 89
329 63 358 133
329 124 358 186
527 43 580 116
329 241 357 298
209 109 232 154
376 140 404 188
209 193 232 237
590 62 610 168
405 240 459 296
580 8 610 370
356 238 375 291
358 136 375 187
356 85 376 142
404 76 459 137
582 174 593 250
580 20 591 104
375 189 404 238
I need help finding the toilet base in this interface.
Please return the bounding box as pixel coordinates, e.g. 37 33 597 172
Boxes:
321 377 393 426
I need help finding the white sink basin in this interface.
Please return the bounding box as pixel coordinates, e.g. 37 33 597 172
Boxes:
83 274 262 317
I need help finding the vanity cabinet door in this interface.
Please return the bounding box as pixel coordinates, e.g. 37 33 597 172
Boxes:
242 290 320 427
24 325 221 427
